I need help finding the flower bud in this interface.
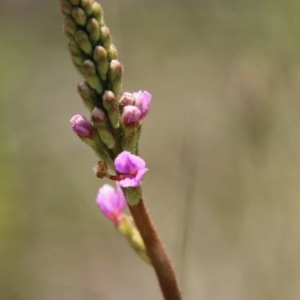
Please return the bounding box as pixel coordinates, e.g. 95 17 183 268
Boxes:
86 18 100 44
82 60 103 93
77 81 98 110
64 17 77 36
122 105 141 125
74 30 93 55
109 60 123 96
60 0 72 15
70 114 94 138
134 90 151 119
100 26 111 49
92 2 104 25
71 7 87 26
96 184 126 225
119 92 135 106
107 44 118 60
91 107 116 149
93 46 109 81
103 90 120 128
81 0 93 16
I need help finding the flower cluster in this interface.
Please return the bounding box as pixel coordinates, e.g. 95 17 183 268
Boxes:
96 151 148 222
120 91 152 125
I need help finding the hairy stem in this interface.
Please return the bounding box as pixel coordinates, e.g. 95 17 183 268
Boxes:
129 199 182 300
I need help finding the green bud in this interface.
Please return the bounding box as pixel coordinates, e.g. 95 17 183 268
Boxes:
64 17 77 36
82 60 103 94
69 0 80 5
91 107 116 149
123 187 142 206
74 30 93 55
108 60 123 96
81 0 94 15
78 81 98 110
93 46 109 81
107 44 118 60
68 39 82 56
100 26 111 49
103 90 120 128
117 216 150 265
60 0 73 15
71 7 87 26
86 18 100 44
121 124 141 154
92 2 104 25
69 40 84 71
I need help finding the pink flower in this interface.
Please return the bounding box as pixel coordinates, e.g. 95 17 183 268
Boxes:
122 105 142 125
120 90 152 124
96 184 126 224
70 114 93 138
133 90 151 119
114 151 148 188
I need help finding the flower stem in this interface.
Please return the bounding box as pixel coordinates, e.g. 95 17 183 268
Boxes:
129 199 182 300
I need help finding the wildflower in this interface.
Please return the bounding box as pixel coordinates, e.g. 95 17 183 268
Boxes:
114 151 148 188
122 105 142 125
133 90 151 119
70 114 93 138
96 183 126 225
120 90 151 124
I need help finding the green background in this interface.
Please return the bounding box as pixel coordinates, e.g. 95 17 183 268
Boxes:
1 0 300 299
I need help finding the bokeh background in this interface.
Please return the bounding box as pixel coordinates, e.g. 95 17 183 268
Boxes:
1 0 300 299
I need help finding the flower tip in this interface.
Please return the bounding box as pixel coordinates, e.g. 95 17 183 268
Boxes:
70 114 94 138
96 184 126 224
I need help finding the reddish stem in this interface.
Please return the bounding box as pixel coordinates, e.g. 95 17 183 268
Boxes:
129 199 182 300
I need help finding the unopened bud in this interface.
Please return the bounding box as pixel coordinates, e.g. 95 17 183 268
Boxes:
86 18 100 44
107 44 118 60
92 2 104 25
64 17 77 36
94 46 109 80
91 107 116 149
82 60 103 94
119 92 135 106
103 90 120 128
77 81 98 110
71 7 87 26
100 26 111 49
81 0 94 15
122 105 141 125
61 0 72 15
68 40 84 72
74 30 93 55
70 114 94 138
109 60 123 96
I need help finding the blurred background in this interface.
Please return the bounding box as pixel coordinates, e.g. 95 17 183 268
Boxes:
1 0 300 299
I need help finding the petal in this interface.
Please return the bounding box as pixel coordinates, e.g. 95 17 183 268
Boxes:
114 151 146 173
119 177 140 188
135 168 148 183
96 184 126 222
134 90 151 119
122 105 141 125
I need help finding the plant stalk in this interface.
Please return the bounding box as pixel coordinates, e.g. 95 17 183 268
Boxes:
129 199 182 300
